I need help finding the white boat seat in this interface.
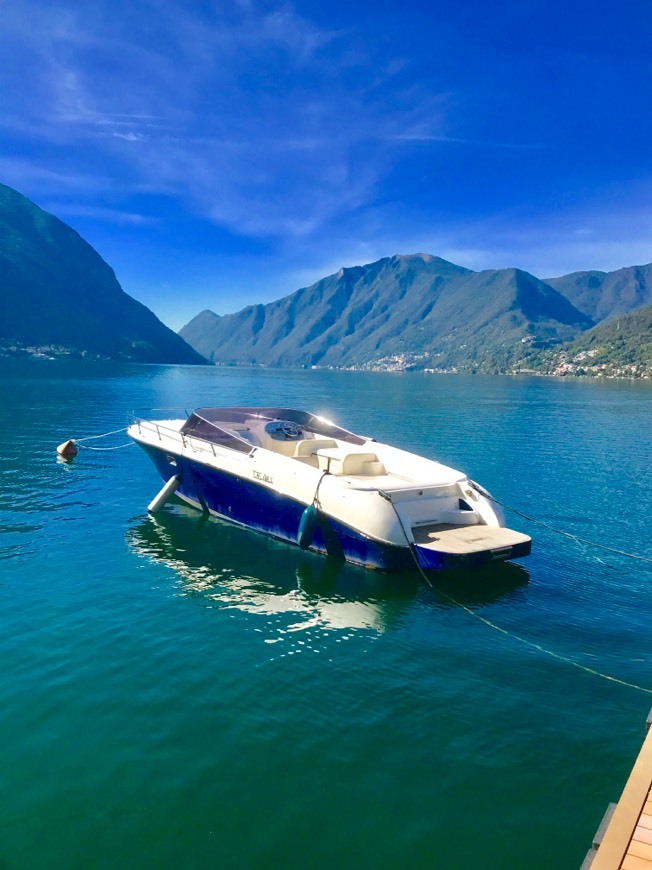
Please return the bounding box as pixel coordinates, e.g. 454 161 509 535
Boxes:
341 452 385 476
262 437 299 456
314 447 386 476
293 438 337 457
358 460 387 476
259 436 305 456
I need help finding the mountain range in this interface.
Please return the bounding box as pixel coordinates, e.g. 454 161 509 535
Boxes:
0 183 205 364
2 178 649 376
180 254 652 374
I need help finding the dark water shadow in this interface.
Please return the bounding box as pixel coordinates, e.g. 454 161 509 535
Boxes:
126 506 529 627
425 561 530 607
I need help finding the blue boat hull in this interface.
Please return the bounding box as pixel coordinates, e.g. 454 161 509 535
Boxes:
141 445 413 571
413 537 531 571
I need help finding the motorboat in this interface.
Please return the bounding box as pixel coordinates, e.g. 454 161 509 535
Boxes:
127 407 531 572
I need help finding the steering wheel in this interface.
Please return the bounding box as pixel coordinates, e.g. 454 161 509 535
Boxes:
265 420 303 440
279 421 302 439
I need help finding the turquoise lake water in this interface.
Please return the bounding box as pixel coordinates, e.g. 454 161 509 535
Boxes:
0 360 651 869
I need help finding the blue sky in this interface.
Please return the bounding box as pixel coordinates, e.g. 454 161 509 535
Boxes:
1 0 651 329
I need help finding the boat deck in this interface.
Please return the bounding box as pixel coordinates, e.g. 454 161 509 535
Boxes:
585 711 652 869
413 523 531 555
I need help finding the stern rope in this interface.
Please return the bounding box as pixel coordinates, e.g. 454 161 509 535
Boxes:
384 494 652 696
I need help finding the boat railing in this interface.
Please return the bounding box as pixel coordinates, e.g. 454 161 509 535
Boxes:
132 417 255 460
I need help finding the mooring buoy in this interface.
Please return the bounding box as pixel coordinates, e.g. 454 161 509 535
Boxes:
57 440 78 459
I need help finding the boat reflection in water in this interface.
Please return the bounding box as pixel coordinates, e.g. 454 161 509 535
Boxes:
127 506 530 636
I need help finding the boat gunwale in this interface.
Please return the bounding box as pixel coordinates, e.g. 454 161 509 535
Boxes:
129 420 464 497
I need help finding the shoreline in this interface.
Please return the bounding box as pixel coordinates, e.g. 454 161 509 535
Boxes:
2 349 650 381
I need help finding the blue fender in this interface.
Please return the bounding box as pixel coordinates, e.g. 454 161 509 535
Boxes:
297 504 320 550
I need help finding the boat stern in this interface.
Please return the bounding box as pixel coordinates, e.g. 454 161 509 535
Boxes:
413 525 532 571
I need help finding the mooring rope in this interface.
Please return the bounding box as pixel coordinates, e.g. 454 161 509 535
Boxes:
312 470 329 509
494 498 652 564
434 584 652 695
71 426 133 452
75 441 134 451
383 493 652 696
74 426 129 443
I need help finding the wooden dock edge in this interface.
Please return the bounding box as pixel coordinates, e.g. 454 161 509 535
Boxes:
584 709 652 869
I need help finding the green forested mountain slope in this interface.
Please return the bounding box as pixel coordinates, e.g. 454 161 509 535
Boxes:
0 183 205 363
524 303 652 376
545 264 652 323
180 254 592 371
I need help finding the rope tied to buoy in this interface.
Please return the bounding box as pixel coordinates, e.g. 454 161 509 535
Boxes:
74 426 130 443
57 426 133 457
76 441 134 451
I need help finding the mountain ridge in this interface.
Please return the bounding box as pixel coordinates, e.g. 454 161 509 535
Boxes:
180 253 594 371
0 183 206 364
545 263 652 322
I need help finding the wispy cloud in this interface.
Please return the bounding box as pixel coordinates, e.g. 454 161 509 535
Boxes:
391 132 544 149
0 0 453 239
41 202 158 225
361 198 652 280
0 157 112 194
112 132 145 142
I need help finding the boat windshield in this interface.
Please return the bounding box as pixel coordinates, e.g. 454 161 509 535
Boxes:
180 407 365 450
180 412 253 453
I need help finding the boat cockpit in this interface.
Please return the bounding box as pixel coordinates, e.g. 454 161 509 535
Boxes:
180 407 386 475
